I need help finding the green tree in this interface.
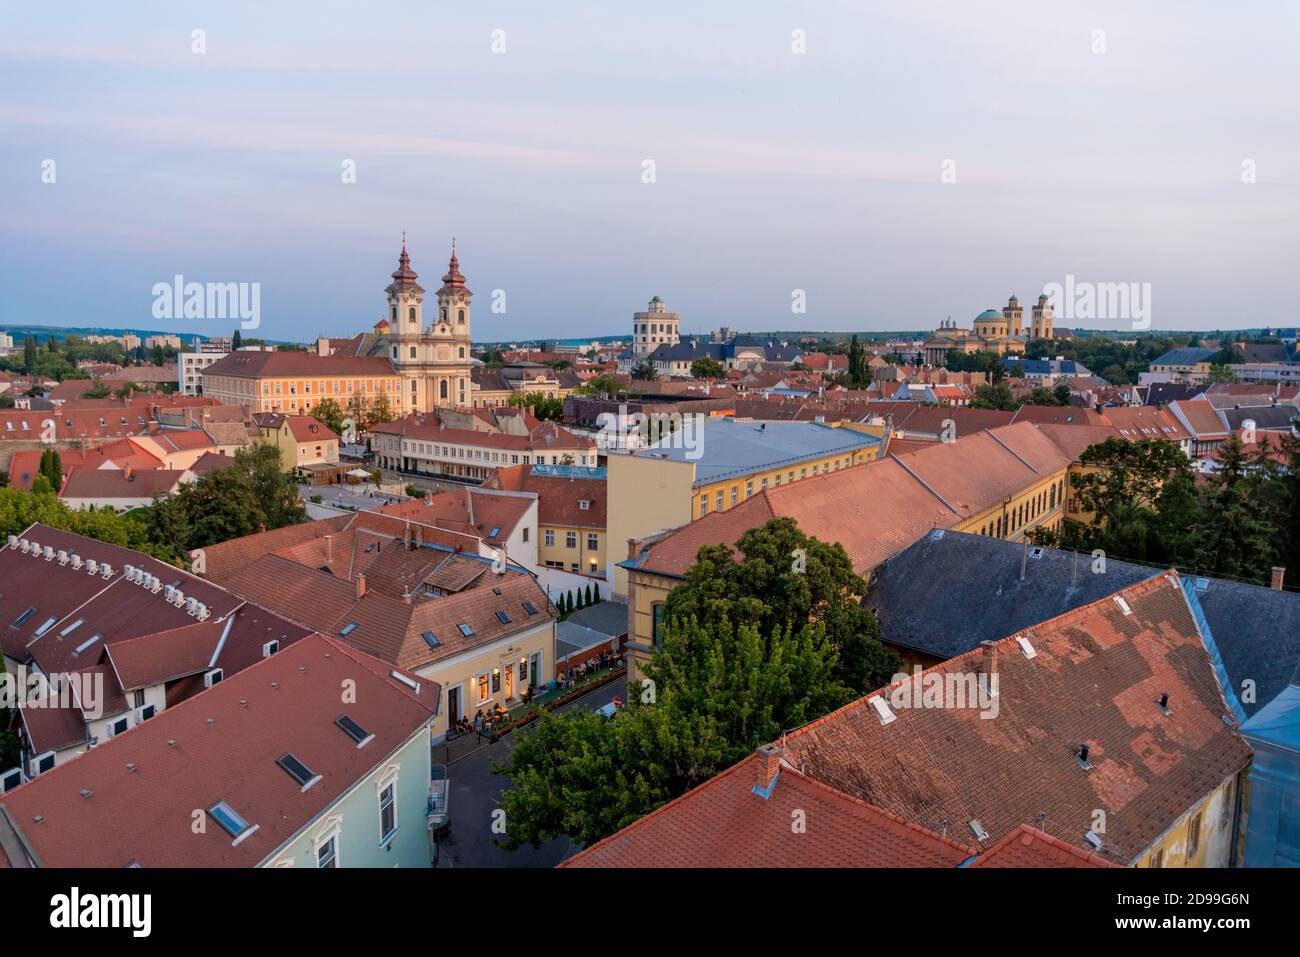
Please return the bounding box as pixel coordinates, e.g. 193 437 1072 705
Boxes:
970 381 1018 411
232 329 242 349
663 517 900 692
311 398 346 436
39 448 62 488
690 356 726 380
630 361 657 382
1192 434 1278 582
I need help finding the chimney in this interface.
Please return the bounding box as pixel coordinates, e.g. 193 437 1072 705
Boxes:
415 525 423 548
324 534 333 563
1272 566 1286 591
355 574 366 600
123 464 133 482
404 521 412 549
981 640 998 680
316 337 330 358
754 743 782 793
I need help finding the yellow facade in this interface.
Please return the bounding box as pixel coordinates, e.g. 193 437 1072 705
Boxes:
413 620 554 737
203 371 404 418
689 445 879 521
539 522 606 578
256 420 340 469
1132 773 1240 867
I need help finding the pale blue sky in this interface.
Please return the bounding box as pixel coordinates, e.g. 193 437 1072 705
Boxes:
1 1 1296 342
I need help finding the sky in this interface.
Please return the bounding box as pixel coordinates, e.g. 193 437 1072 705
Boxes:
1 1 1297 343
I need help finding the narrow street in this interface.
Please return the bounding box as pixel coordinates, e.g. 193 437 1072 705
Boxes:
433 676 627 868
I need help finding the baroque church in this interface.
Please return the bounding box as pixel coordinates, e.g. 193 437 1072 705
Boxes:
922 294 1055 366
330 239 476 413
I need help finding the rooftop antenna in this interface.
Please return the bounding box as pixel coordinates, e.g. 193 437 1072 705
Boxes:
1020 539 1028 582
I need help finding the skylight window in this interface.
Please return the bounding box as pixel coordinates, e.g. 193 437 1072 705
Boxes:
32 617 58 638
457 623 475 638
276 753 320 790
339 623 358 636
488 527 501 538
73 634 103 656
59 618 85 637
496 611 512 624
422 630 441 648
868 696 896 726
207 801 256 842
335 714 373 746
11 607 36 628
522 601 538 616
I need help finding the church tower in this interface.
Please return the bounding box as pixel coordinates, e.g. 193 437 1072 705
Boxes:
1003 295 1024 337
379 238 475 413
1031 293 1054 340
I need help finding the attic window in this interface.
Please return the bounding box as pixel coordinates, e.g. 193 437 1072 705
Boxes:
73 633 103 656
1113 596 1132 616
208 801 256 843
1028 547 1044 559
422 631 441 649
522 601 538 616
970 820 990 841
11 607 36 628
488 527 501 539
496 611 512 624
389 670 421 693
335 714 373 747
457 623 475 638
276 753 321 790
492 587 502 596
579 500 590 511
339 623 358 637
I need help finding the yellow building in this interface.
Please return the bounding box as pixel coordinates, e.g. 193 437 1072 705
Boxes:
485 463 608 579
605 418 883 595
617 422 1072 675
201 348 404 419
254 413 341 469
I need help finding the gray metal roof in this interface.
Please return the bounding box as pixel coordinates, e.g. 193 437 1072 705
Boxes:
635 418 880 485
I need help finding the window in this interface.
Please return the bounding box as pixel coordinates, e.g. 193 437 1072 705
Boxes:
587 533 599 551
108 716 129 737
1186 812 1202 859
377 780 395 842
1150 847 1164 868
336 714 373 746
715 490 724 512
277 753 319 789
730 487 738 507
700 497 709 517
522 527 529 542
496 611 512 624
478 673 490 702
11 607 36 628
565 531 577 549
208 801 255 841
652 603 666 648
457 622 475 638
317 833 337 868
204 668 224 688
491 669 501 693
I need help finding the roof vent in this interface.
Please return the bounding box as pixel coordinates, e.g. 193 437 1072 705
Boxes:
80 788 92 799
868 696 896 726
1084 831 1103 852
1156 692 1171 716
1016 635 1037 659
1075 743 1093 770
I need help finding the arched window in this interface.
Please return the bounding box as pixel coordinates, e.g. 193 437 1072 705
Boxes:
441 308 448 322
458 309 465 324
409 307 416 321
1050 485 1056 508
440 380 448 400
391 306 397 321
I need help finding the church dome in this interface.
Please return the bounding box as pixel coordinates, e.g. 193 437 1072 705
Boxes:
976 309 1003 320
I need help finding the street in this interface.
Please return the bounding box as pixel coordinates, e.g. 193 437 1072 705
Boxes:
433 675 626 868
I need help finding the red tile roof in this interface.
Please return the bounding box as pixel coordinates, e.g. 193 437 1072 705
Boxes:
201 351 395 378
0 634 439 867
782 573 1252 864
560 750 974 868
968 824 1118 868
484 465 607 528
60 469 189 501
